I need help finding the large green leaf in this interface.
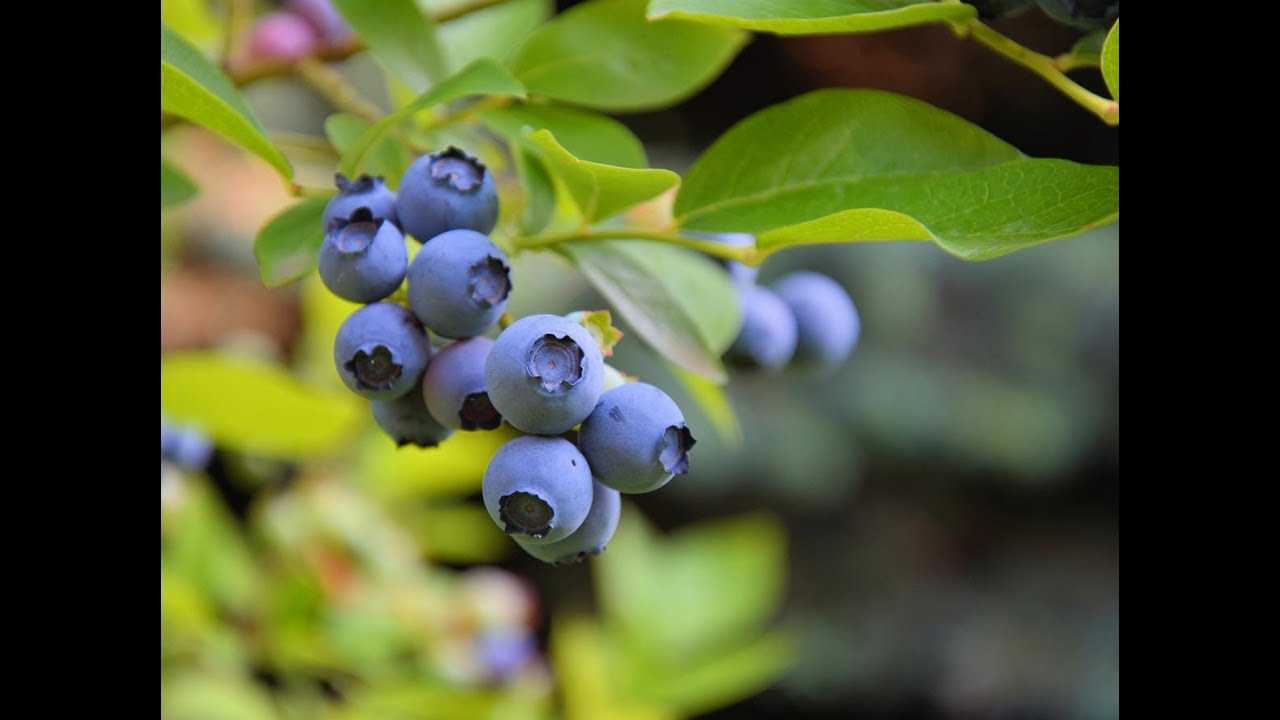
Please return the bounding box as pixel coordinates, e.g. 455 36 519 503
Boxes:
161 160 198 208
639 632 794 716
161 24 292 180
439 0 553 73
561 240 739 382
648 0 976 34
1102 20 1119 101
331 0 445 93
483 104 648 168
253 197 329 287
324 114 407 187
676 89 1118 261
526 130 677 222
597 510 787 660
508 0 748 112
161 352 365 460
338 58 526 177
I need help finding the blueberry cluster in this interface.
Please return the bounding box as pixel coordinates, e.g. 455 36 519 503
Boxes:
713 235 862 373
319 147 695 566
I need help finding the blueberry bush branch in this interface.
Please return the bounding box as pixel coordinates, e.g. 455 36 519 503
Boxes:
516 228 756 265
956 19 1118 125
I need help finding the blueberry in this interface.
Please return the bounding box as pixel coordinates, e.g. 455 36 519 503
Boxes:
246 12 319 64
727 285 797 371
406 230 510 339
578 383 695 494
771 272 860 369
422 337 503 431
333 303 432 400
484 314 604 435
372 381 454 448
515 480 621 564
475 629 537 682
1035 0 1117 29
317 210 407 303
287 0 352 47
323 174 398 232
482 436 593 543
396 147 498 242
161 420 214 472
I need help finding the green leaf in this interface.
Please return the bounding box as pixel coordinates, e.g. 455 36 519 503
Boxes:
161 24 293 180
163 674 278 720
439 0 553 74
1060 28 1105 69
512 145 556 234
508 0 748 112
526 129 678 222
640 632 795 716
161 160 198 208
561 240 739 382
162 352 365 460
253 197 330 287
676 89 1118 261
669 364 742 447
1102 20 1119 101
597 510 787 660
324 114 407 187
338 58 526 177
161 0 223 54
648 0 976 35
482 104 648 167
331 0 445 93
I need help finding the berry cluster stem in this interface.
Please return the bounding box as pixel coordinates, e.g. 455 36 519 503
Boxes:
958 19 1118 126
515 229 757 265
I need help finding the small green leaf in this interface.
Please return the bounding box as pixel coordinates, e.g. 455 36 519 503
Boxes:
439 0 553 73
1102 20 1119 101
339 58 526 177
1059 29 1106 69
511 145 556 235
483 103 648 167
254 198 329 287
331 0 445 93
324 114 407 187
161 24 292 180
508 0 748 112
676 89 1118 261
162 160 198 208
648 0 976 35
161 0 223 54
566 309 626 357
161 352 365 460
561 240 739 382
669 364 742 447
526 129 678 222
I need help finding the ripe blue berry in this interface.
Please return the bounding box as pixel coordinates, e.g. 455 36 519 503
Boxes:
246 12 318 63
772 272 860 369
407 229 511 339
515 480 621 564
578 383 695 494
484 314 604 435
323 174 398 232
372 382 453 448
422 337 503 431
483 436 593 543
727 286 797 371
161 420 214 471
396 147 498 242
317 210 407 303
333 303 432 400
